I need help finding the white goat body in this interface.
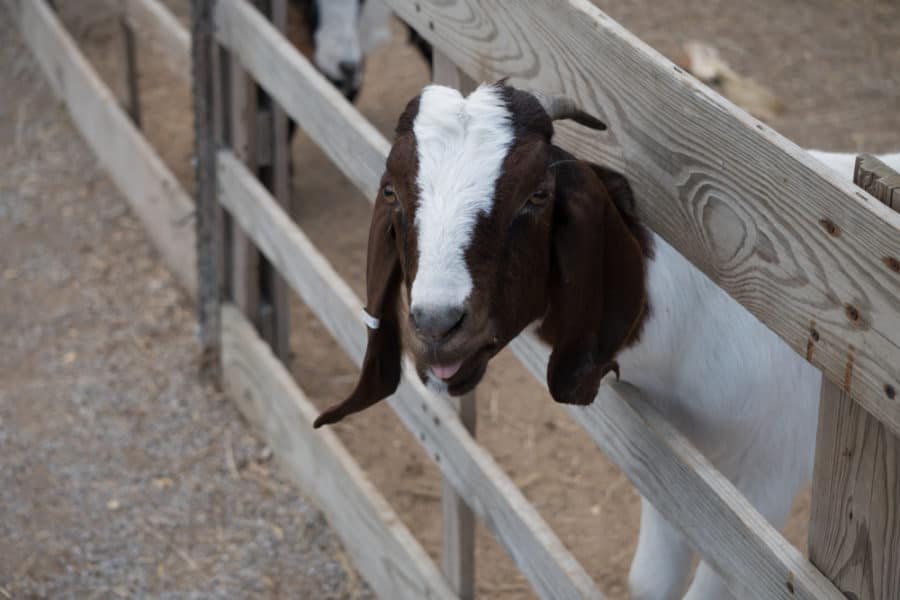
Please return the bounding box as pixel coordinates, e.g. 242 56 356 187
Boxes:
625 150 900 599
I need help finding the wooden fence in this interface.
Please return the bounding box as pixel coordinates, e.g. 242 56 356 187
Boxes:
9 0 900 597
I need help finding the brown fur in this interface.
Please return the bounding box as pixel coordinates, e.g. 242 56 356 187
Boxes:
315 85 651 426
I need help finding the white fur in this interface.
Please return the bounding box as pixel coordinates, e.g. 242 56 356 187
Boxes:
312 0 393 84
623 148 898 598
807 150 900 178
409 84 514 312
313 0 362 81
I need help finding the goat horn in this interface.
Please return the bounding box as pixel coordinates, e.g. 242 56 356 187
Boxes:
530 91 608 131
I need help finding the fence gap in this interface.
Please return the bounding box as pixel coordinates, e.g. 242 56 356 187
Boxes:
432 49 478 600
808 155 900 600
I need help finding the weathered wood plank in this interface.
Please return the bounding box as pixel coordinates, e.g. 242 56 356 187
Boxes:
11 0 196 296
214 0 390 201
809 156 900 600
441 391 476 600
217 150 603 600
433 49 476 600
225 0 291 361
255 0 291 361
507 335 842 600
221 304 455 600
189 0 220 373
809 381 900 599
856 154 900 211
92 0 900 436
384 0 900 436
227 51 261 317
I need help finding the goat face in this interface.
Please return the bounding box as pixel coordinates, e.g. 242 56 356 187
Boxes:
314 83 650 427
295 0 392 102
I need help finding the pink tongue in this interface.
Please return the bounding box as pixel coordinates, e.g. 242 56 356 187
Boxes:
431 361 463 381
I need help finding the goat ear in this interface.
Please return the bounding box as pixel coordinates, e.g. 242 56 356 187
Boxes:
538 160 647 406
313 191 403 427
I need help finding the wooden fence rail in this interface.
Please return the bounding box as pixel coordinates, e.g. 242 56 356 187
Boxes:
382 0 900 438
206 1 858 597
222 304 456 600
809 156 900 599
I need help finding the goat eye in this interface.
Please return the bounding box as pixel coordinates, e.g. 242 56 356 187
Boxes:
382 184 397 203
529 189 549 206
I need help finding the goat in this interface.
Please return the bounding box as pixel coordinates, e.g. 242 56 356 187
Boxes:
312 81 900 598
288 0 393 101
289 0 432 102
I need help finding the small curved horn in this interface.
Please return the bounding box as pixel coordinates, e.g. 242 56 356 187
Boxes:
530 91 608 131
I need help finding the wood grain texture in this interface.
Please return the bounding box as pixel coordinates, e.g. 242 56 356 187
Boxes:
384 0 900 436
251 0 291 361
809 157 900 600
507 335 842 600
12 0 196 297
433 50 476 600
809 381 900 600
227 45 261 319
217 150 604 600
855 154 900 211
214 0 390 201
190 0 221 372
440 394 476 600
94 0 900 436
221 304 455 600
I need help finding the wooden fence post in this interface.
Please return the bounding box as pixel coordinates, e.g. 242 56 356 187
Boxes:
433 49 478 600
120 15 141 127
191 0 223 376
226 21 260 319
254 0 291 360
808 155 900 600
226 0 291 361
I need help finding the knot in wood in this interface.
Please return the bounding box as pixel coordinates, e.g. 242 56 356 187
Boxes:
819 218 840 237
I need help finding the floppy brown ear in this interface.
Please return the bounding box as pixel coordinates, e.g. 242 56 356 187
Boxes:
538 157 647 406
313 192 403 428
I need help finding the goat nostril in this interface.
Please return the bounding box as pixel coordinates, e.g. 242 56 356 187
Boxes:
411 305 466 340
338 60 359 78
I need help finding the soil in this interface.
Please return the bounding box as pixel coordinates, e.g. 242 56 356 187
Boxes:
2 0 899 598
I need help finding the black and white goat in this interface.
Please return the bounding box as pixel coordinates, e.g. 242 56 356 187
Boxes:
290 0 431 101
312 82 900 598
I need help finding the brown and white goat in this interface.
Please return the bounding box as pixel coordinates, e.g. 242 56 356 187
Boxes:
313 82 900 599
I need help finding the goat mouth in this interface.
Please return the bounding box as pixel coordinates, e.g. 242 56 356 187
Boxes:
431 360 464 381
422 342 498 394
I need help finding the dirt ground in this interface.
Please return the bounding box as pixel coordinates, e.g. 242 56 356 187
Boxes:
0 8 373 600
3 0 900 598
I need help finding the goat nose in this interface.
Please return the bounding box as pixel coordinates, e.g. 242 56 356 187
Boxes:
411 305 466 340
338 60 359 78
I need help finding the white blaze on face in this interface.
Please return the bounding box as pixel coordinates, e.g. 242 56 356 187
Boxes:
410 84 514 311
